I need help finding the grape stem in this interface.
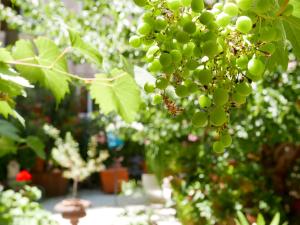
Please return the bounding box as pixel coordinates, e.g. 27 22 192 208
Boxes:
276 0 289 16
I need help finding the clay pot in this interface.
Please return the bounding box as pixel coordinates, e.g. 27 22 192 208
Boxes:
99 167 129 193
55 199 91 225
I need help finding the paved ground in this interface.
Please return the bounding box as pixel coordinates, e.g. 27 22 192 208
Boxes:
42 190 181 225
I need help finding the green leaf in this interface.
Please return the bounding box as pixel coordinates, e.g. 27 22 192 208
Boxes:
90 69 141 122
0 48 13 62
290 0 300 18
0 101 15 118
236 211 250 225
26 136 46 159
270 212 280 225
0 78 24 97
0 119 21 141
257 213 265 225
121 55 134 77
69 29 103 67
12 38 70 103
0 137 17 158
283 16 300 59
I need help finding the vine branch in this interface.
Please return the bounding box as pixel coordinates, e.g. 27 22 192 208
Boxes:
276 0 290 16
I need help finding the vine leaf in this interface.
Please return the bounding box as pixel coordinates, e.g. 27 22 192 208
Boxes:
0 137 17 157
0 101 15 118
283 16 300 59
0 119 22 141
12 37 70 103
290 0 300 18
26 136 46 159
90 69 141 122
69 29 103 67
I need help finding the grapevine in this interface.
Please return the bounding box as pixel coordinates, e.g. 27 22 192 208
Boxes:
130 0 294 152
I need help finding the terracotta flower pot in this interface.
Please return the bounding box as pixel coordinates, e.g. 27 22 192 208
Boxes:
99 167 129 193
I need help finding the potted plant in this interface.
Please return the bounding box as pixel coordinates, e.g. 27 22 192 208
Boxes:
44 124 109 224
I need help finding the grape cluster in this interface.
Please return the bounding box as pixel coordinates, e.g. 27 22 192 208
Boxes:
130 0 285 152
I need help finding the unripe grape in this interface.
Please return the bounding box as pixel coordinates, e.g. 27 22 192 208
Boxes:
236 55 248 69
175 85 189 97
152 94 163 105
198 95 211 108
148 59 162 72
175 30 190 43
143 12 154 24
192 111 208 127
193 46 202 57
146 45 159 59
162 64 176 74
259 26 276 42
236 16 252 34
191 0 204 13
186 59 199 70
213 88 229 105
159 53 172 66
236 0 253 11
133 0 148 7
182 0 192 7
213 3 223 10
216 12 231 27
142 38 155 46
156 77 169 90
186 82 198 93
213 141 225 153
232 92 246 105
283 4 294 16
129 35 142 48
248 57 265 78
202 31 217 41
235 81 252 96
137 22 152 35
223 3 238 17
183 21 196 34
167 0 181 11
202 40 219 58
194 69 213 85
170 49 182 63
144 82 155 93
183 42 195 57
220 133 232 147
259 43 276 55
210 107 227 126
154 17 167 31
199 11 215 25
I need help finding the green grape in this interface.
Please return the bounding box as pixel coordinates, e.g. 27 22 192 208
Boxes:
186 59 199 70
142 38 155 46
198 95 211 108
283 4 294 16
210 107 227 126
202 31 217 41
175 85 189 97
213 88 229 106
183 21 196 34
236 0 253 11
181 68 190 78
232 92 246 105
202 40 219 58
191 0 204 13
182 0 192 7
236 55 248 69
167 0 181 11
148 59 162 72
207 21 218 30
137 23 152 35
213 3 223 10
199 11 215 25
162 64 176 74
159 53 172 66
194 69 213 85
220 133 232 147
193 46 202 57
223 3 238 17
216 12 231 27
144 82 155 93
186 82 198 93
156 77 169 90
192 111 208 127
213 141 225 153
133 0 148 7
259 26 276 42
259 43 276 55
146 45 159 59
129 35 142 48
248 57 265 77
152 94 163 105
183 42 195 57
236 16 252 34
175 30 190 43
170 49 182 63
154 17 167 31
142 12 155 24
235 81 252 96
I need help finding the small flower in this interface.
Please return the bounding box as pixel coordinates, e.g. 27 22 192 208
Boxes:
16 170 32 182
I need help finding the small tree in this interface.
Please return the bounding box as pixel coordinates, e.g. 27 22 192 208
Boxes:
43 124 109 198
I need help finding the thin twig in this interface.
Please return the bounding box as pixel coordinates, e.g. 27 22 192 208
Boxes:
276 0 289 16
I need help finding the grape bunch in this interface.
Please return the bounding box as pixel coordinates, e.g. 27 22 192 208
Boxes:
130 0 288 152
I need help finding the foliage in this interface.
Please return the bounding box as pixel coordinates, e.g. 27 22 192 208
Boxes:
235 211 287 225
43 124 109 196
0 185 57 225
